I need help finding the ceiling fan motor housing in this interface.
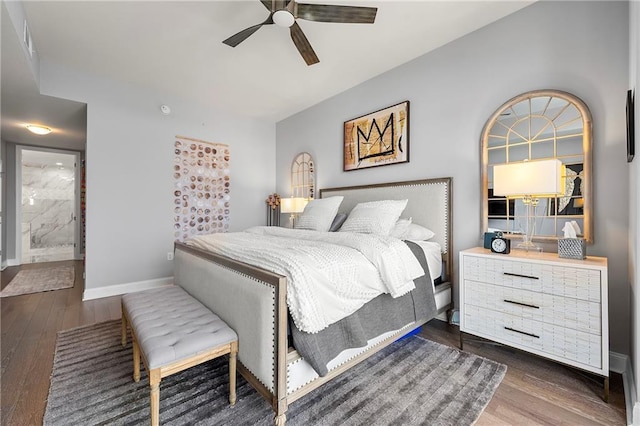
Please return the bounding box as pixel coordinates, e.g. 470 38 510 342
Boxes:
273 10 295 27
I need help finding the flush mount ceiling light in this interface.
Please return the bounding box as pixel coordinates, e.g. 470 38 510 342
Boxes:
26 124 52 135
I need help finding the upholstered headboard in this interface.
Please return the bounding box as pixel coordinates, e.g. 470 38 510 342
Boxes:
319 177 452 282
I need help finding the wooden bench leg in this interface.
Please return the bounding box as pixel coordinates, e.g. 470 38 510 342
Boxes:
274 413 286 426
229 341 238 406
149 369 161 426
133 339 141 383
121 312 128 347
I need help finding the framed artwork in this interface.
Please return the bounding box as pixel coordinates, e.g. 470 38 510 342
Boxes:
173 136 230 242
627 89 635 163
343 101 409 171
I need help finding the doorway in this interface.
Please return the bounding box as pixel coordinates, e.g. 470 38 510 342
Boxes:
17 147 80 264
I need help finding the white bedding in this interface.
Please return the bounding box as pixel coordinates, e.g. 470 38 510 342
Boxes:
187 226 424 333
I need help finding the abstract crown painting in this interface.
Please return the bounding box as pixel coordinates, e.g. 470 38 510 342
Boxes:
343 101 409 171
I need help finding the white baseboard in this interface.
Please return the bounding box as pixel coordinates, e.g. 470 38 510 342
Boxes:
609 351 636 426
1 258 19 270
611 351 628 374
82 276 173 301
435 312 447 322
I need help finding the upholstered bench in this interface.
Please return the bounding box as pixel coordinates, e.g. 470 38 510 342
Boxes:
121 286 238 426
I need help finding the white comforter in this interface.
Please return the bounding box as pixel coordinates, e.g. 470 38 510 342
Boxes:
187 226 424 333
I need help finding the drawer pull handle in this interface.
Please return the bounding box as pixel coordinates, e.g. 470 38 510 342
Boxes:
503 299 540 309
503 272 539 280
504 326 540 338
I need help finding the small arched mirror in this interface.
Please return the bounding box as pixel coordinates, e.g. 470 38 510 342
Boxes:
481 90 593 244
291 152 315 199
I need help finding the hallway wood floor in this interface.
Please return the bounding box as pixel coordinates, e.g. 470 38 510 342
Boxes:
1 261 627 425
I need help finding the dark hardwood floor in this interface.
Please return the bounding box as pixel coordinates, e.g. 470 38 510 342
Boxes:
419 321 626 425
1 261 121 426
1 261 627 425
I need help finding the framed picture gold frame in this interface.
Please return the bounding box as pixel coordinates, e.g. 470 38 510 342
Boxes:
343 101 409 171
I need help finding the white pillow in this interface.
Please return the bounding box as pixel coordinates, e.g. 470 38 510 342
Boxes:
295 196 344 232
339 199 408 236
389 217 413 238
403 223 436 241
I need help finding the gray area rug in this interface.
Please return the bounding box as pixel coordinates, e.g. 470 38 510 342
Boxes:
0 265 74 298
44 320 506 425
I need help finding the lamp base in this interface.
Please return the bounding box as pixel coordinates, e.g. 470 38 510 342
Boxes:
517 196 543 253
516 240 543 253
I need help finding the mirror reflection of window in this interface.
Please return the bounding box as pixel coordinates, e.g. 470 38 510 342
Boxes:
482 90 593 243
291 152 315 199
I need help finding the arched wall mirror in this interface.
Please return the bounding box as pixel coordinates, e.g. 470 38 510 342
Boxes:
481 90 593 244
291 152 315 199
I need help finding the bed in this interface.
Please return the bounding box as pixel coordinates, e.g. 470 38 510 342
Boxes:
173 177 452 425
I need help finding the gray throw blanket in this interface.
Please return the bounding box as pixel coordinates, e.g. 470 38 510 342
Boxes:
291 241 438 376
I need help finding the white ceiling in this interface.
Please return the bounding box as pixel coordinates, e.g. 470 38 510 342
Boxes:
1 0 534 152
1 2 88 152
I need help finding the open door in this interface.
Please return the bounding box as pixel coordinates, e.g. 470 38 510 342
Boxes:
17 147 80 264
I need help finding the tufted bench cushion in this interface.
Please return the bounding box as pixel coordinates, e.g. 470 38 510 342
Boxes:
121 285 238 426
122 286 237 369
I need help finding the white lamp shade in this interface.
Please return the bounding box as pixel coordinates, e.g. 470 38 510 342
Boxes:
493 159 565 197
281 197 308 213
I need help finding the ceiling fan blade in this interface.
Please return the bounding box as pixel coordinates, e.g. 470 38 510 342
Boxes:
262 0 292 11
296 3 377 24
259 0 272 11
290 21 319 66
223 15 274 47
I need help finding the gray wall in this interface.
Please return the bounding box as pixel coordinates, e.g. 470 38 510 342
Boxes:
36 62 276 292
276 1 630 354
0 139 6 266
2 142 17 263
2 0 40 88
628 0 639 419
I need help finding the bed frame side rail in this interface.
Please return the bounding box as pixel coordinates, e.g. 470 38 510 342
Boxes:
173 242 288 418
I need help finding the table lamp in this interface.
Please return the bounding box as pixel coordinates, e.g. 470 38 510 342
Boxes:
280 197 308 227
493 159 565 251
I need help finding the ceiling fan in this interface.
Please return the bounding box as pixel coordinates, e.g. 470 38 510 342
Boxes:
223 0 377 66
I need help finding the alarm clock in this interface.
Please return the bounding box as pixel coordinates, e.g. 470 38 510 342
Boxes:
490 235 511 254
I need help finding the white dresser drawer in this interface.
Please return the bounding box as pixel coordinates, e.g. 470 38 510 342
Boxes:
542 266 602 303
459 248 608 377
464 304 602 369
463 256 543 292
463 280 601 335
463 255 601 303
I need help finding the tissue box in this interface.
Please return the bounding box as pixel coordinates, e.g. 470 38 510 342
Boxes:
558 238 586 259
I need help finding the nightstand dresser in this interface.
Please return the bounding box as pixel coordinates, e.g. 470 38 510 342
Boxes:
459 247 609 400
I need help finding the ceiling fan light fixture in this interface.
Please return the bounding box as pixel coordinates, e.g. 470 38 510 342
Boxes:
26 124 52 135
273 10 295 28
